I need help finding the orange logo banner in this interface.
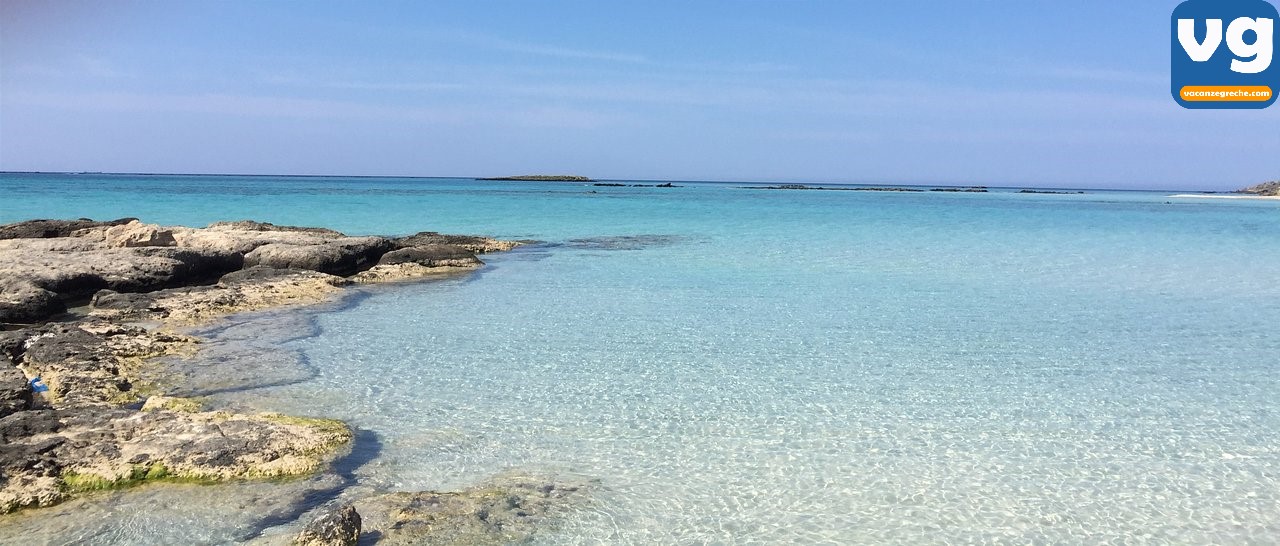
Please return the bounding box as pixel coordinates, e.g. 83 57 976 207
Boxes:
1178 85 1273 101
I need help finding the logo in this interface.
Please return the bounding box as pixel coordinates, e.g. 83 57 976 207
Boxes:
1172 0 1278 109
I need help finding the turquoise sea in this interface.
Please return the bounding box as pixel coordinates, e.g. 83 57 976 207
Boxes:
2 173 1279 544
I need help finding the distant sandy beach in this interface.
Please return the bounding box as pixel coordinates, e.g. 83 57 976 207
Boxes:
1169 194 1280 200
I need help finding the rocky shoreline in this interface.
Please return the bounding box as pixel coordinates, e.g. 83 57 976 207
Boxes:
0 219 591 544
1236 180 1280 196
1171 180 1280 200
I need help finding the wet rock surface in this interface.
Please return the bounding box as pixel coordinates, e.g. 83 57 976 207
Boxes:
293 503 361 546
378 244 481 267
355 473 596 545
352 245 486 283
145 310 322 398
564 234 688 251
392 231 526 254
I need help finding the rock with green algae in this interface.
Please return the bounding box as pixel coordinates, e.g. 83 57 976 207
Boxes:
0 317 352 515
0 217 528 521
140 395 204 413
0 406 352 514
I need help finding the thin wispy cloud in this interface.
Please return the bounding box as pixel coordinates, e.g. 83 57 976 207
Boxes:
14 55 126 80
5 90 628 129
431 30 650 64
1036 66 1166 85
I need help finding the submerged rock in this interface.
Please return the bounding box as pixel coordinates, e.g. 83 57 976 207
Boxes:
565 234 687 251
356 473 596 545
207 220 344 236
351 263 472 284
293 503 362 546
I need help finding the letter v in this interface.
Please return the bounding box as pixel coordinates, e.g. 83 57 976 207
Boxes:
1178 19 1223 61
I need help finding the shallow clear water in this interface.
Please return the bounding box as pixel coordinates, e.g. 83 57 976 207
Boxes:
2 173 1279 544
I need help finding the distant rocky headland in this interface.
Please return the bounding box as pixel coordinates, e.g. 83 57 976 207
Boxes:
1171 179 1280 200
0 218 594 542
479 175 593 182
1236 180 1280 196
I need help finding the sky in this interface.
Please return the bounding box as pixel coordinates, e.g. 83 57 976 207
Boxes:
1 1 1277 190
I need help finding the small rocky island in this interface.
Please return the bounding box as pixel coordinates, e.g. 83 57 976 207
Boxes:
0 218 591 543
478 175 593 182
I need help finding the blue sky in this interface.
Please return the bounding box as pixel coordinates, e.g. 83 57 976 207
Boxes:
1 1 1276 189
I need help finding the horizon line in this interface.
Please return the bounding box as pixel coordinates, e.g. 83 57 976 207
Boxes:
0 170 1234 194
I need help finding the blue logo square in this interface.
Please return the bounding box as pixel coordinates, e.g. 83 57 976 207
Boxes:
1172 0 1278 109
